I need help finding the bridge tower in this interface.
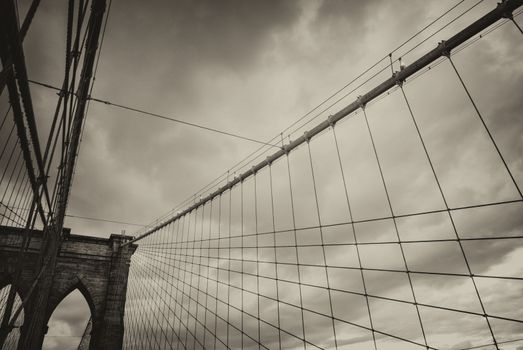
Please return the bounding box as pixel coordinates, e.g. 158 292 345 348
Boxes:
0 226 137 349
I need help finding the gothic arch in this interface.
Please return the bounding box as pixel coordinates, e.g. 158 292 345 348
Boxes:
0 226 136 350
45 276 96 325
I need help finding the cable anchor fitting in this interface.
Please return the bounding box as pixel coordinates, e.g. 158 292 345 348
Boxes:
36 175 50 185
392 71 404 87
70 50 81 59
327 115 336 128
438 40 451 58
357 95 366 110
502 9 514 20
303 130 311 143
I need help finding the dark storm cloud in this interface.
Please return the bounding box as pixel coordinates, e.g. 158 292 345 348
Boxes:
112 0 304 70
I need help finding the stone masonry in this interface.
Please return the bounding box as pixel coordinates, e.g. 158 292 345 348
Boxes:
0 225 137 349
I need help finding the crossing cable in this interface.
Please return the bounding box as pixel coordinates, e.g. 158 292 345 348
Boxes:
268 165 283 350
129 256 518 350
129 194 523 348
240 182 245 349
133 244 442 349
132 250 246 350
226 184 232 348
460 337 523 350
254 173 262 350
363 107 429 348
139 233 523 257
306 141 339 349
284 154 307 348
214 195 222 350
136 237 523 326
201 202 213 348
399 81 503 349
133 249 270 350
446 55 522 200
139 237 523 281
331 125 378 350
193 209 204 349
139 199 523 253
152 226 172 349
185 208 198 347
167 222 182 349
133 248 173 349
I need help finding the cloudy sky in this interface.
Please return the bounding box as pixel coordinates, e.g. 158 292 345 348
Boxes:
2 0 523 349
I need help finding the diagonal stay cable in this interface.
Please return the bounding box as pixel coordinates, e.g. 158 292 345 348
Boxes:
25 78 281 149
88 96 282 149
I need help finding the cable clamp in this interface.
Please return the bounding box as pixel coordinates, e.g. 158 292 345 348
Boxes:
502 9 513 19
265 156 273 166
327 115 335 127
283 144 291 155
71 50 81 59
438 40 451 58
304 130 310 143
251 166 257 175
357 95 366 110
37 175 49 185
393 71 404 87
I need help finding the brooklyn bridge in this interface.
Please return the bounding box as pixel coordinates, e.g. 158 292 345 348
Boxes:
1 0 522 349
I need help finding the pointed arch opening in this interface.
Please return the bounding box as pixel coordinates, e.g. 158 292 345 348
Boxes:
0 284 24 350
42 288 91 350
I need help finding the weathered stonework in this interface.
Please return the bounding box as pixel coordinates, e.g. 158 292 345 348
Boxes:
0 225 137 349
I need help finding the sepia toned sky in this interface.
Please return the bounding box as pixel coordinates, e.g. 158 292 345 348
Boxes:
4 0 523 349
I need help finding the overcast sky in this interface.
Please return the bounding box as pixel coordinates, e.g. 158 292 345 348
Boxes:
2 0 523 349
